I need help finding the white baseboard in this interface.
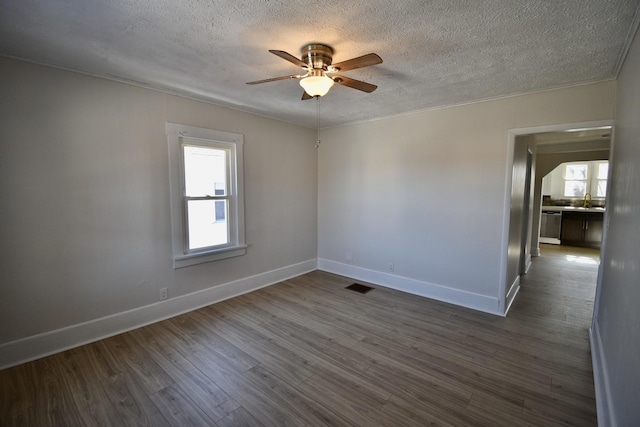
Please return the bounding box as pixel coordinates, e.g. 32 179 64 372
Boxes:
318 259 500 315
504 275 521 316
0 259 317 370
590 322 616 427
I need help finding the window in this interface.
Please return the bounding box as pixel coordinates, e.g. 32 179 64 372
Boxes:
561 161 608 199
167 123 245 268
596 162 608 197
563 163 588 197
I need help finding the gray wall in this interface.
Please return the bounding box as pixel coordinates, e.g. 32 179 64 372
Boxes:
0 58 318 346
318 81 615 315
592 25 640 426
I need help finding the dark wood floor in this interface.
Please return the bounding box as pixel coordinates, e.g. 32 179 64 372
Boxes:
1 244 599 426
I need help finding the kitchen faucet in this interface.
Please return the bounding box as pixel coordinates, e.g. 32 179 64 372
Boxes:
583 192 592 208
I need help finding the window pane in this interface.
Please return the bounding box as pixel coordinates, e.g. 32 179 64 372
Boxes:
187 199 228 250
565 164 587 180
597 163 609 179
597 180 607 197
564 180 586 197
183 145 227 197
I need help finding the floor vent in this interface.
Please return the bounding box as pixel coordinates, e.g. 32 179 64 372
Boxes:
345 283 374 294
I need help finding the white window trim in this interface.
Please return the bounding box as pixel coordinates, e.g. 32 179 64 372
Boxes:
594 160 608 198
167 123 246 268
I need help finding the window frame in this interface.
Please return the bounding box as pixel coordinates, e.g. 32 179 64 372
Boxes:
595 161 608 198
167 123 246 269
561 161 608 200
562 163 589 198
181 140 233 254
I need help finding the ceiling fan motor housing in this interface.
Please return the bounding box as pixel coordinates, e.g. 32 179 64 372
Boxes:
301 44 333 70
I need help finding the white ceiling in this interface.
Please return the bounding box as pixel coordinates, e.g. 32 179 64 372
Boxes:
1 0 639 128
534 128 611 154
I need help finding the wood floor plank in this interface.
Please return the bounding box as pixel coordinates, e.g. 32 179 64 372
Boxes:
358 329 554 407
465 393 539 427
243 364 357 427
259 315 376 373
256 284 369 343
0 363 37 426
107 333 174 394
128 326 239 422
380 395 459 427
523 394 597 426
191 306 316 386
295 372 395 427
31 354 85 426
150 320 206 356
54 348 124 427
363 358 481 424
187 348 307 427
100 371 169 426
169 311 260 373
258 280 421 350
74 339 125 380
551 373 597 402
358 337 478 404
149 383 219 427
220 296 379 375
0 244 598 426
216 406 266 427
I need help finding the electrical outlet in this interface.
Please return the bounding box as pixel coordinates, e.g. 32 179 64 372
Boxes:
159 287 168 300
389 263 395 272
345 252 353 263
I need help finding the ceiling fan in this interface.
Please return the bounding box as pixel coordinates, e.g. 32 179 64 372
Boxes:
246 43 382 99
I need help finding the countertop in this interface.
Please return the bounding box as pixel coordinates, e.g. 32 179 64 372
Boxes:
542 206 605 213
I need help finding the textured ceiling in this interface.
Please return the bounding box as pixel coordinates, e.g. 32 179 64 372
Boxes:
1 0 639 128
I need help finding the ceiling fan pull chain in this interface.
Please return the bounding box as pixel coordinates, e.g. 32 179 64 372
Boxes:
315 96 321 149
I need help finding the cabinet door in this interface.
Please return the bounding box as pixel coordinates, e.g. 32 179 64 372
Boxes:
561 215 584 243
584 216 604 246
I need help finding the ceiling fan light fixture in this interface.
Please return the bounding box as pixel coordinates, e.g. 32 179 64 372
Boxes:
247 45 382 99
300 75 334 97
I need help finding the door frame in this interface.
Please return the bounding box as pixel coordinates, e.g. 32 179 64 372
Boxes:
519 147 534 275
499 119 614 316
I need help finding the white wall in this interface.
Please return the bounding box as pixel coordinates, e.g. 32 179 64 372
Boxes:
318 81 615 315
0 57 318 366
590 25 640 426
543 164 566 197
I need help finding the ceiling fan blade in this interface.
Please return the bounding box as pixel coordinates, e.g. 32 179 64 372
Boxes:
269 50 308 68
332 75 377 93
302 91 313 100
330 53 382 72
246 74 301 85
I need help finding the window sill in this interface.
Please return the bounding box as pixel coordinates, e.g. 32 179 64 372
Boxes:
173 245 247 269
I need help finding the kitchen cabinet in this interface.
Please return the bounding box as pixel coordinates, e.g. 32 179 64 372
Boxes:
584 215 604 246
560 211 604 248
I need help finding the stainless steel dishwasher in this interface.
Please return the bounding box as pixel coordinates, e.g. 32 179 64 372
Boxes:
541 210 562 239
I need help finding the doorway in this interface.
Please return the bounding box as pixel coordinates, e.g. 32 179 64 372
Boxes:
502 121 612 315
